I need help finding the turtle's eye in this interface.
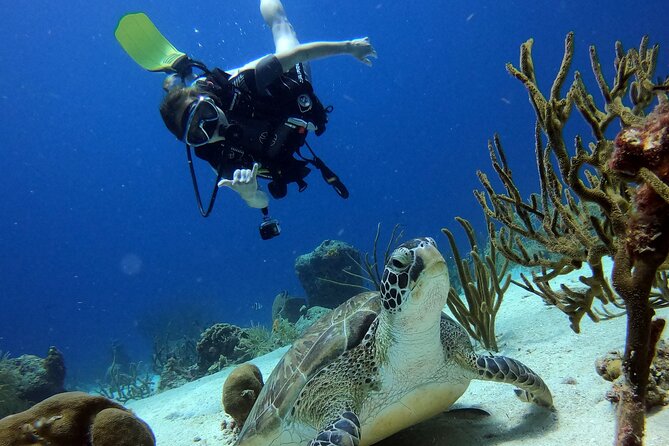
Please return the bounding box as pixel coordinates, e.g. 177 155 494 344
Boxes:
391 258 405 269
389 248 411 270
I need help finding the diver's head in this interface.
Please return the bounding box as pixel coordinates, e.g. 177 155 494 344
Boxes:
159 86 228 146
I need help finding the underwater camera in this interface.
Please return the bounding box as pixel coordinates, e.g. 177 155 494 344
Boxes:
259 208 280 240
259 217 281 240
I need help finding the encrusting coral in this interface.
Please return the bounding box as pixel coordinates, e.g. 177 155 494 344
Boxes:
0 391 155 446
475 32 669 445
596 339 669 409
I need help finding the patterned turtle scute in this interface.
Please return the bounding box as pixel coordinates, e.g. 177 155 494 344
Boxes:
238 292 381 437
294 317 380 428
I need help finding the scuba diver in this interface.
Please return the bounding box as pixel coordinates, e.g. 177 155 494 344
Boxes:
115 0 377 240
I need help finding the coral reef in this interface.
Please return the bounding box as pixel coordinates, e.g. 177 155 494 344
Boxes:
237 324 274 358
295 240 364 308
271 291 307 323
270 318 299 348
222 363 264 429
196 323 252 375
295 306 332 335
596 339 669 408
154 319 300 386
441 217 510 351
476 35 669 331
137 296 211 389
475 33 669 444
97 344 154 403
0 356 26 419
157 356 196 392
237 320 300 359
0 347 66 418
0 391 155 446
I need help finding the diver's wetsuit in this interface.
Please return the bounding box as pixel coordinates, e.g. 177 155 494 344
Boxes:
192 55 328 197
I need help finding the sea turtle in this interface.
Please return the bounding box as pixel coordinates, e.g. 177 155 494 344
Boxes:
236 237 553 446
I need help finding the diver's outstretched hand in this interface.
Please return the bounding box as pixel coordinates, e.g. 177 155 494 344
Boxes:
218 163 259 194
348 37 377 66
218 163 269 208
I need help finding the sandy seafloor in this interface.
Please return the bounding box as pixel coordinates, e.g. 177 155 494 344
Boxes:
127 260 669 446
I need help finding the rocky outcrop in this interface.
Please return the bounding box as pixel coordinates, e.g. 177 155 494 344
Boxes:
271 291 307 323
295 240 364 308
0 347 66 418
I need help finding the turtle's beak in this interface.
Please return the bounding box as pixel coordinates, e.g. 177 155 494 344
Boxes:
409 244 448 297
420 244 448 280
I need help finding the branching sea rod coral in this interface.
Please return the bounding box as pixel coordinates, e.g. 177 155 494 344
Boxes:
476 33 668 445
441 217 510 351
477 35 669 331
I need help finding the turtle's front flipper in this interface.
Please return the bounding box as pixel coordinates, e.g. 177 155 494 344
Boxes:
309 411 361 446
474 354 554 409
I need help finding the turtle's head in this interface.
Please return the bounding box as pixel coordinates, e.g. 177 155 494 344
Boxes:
380 237 449 321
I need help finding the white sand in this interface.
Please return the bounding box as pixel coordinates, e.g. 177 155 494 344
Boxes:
127 262 669 445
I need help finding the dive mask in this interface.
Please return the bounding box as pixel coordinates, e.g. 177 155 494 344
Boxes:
183 96 228 146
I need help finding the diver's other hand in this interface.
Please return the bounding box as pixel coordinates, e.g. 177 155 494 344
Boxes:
218 163 269 208
348 37 377 66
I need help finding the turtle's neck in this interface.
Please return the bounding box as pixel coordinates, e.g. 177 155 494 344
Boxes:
375 293 446 371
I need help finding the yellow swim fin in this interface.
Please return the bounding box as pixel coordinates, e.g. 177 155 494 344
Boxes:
115 12 187 72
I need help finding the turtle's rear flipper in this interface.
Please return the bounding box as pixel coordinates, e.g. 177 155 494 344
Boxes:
310 411 361 446
474 354 554 409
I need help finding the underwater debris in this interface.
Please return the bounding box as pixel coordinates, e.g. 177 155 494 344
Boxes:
476 33 668 445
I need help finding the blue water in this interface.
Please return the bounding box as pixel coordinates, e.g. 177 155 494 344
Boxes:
1 0 667 383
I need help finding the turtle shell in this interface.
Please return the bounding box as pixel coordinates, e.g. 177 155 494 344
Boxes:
237 291 381 441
